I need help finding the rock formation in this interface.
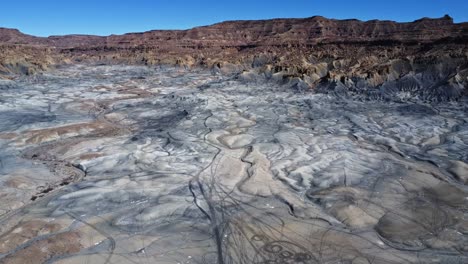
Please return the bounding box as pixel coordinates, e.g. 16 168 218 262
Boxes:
1 15 467 100
0 15 468 264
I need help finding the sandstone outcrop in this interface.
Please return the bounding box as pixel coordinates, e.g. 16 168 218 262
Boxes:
1 15 467 100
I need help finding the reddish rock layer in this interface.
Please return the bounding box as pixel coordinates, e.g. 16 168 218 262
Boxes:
2 15 467 47
0 15 467 100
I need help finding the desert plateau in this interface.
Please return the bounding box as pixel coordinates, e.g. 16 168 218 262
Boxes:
0 11 467 264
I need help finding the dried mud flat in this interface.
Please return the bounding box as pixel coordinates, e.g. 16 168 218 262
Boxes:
0 65 467 264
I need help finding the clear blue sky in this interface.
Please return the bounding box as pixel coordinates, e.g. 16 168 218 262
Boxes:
1 0 467 37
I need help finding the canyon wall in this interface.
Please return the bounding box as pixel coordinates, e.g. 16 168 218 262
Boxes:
1 15 467 100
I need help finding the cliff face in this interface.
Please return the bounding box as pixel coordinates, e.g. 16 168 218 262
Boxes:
2 15 466 47
1 15 467 100
104 15 466 47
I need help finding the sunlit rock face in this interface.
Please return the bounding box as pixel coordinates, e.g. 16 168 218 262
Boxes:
0 65 467 264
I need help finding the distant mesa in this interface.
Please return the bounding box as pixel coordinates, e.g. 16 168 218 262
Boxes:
0 15 467 102
0 15 466 47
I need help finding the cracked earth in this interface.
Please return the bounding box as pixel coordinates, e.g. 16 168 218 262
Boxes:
0 65 467 264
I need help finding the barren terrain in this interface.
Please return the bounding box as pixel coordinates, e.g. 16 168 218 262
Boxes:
0 65 467 263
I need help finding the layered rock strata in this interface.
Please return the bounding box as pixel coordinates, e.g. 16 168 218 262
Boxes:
1 15 467 100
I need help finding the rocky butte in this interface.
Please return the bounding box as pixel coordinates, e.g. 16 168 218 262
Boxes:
0 15 467 264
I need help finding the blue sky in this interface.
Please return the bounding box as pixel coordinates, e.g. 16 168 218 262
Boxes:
1 0 467 36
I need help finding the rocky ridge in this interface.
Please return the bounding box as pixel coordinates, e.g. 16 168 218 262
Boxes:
1 15 467 101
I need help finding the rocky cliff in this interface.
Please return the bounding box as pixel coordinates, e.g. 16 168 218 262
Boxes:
1 15 467 100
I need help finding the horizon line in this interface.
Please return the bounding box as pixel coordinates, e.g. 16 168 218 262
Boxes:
1 14 465 38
